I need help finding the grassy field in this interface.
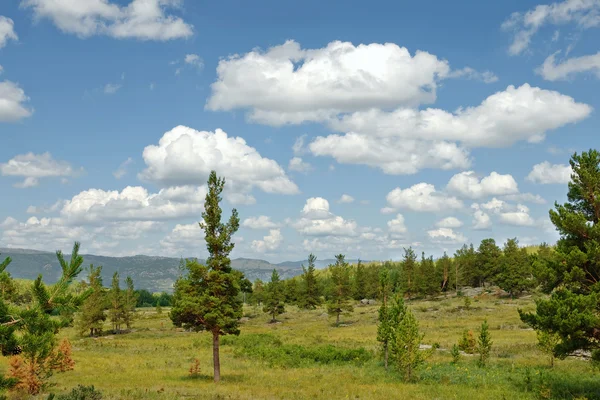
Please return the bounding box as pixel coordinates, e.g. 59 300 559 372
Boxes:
5 294 599 399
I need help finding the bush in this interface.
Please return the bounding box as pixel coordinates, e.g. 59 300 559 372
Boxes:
458 330 476 354
46 385 103 400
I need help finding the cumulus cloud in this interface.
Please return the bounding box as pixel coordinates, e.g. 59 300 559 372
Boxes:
21 0 194 41
385 183 463 212
288 157 313 173
537 51 600 81
471 204 492 230
427 228 467 244
139 125 299 204
293 197 357 237
448 67 499 83
160 222 205 256
60 185 207 224
337 194 354 204
242 216 279 229
446 171 519 199
113 157 134 179
310 84 590 174
502 193 546 204
473 198 536 227
502 0 600 55
251 229 283 253
1 152 81 187
0 216 91 250
526 161 572 184
0 81 33 122
435 217 463 228
0 16 18 48
292 135 307 155
184 53 203 69
387 214 408 234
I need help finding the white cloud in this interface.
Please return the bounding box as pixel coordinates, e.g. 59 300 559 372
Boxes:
380 207 396 214
0 81 33 122
386 183 463 212
310 84 590 174
60 185 207 224
288 157 313 173
446 171 519 199
113 157 134 179
139 125 299 204
473 198 536 227
26 200 64 214
448 67 499 83
338 194 355 204
21 0 194 41
537 51 600 81
292 135 307 155
0 216 91 250
160 222 204 256
0 16 18 48
499 205 536 226
184 53 203 70
104 83 122 94
387 214 407 234
1 152 81 187
206 40 453 124
502 0 600 55
242 216 279 229
293 197 357 237
251 229 283 253
526 161 572 184
502 193 546 204
427 228 466 244
471 204 492 230
435 216 463 229
301 197 332 220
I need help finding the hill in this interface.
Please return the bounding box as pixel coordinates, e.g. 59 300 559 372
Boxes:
0 248 363 293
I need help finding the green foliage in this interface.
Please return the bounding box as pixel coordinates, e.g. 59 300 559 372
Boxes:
450 344 460 364
436 252 452 292
122 276 138 330
392 308 428 381
108 272 123 334
453 244 477 289
0 255 15 301
520 150 600 358
400 247 418 298
75 265 106 337
170 170 242 382
263 269 285 322
376 278 405 369
416 253 439 297
537 330 560 367
476 239 502 287
458 329 476 354
464 297 472 310
353 259 367 300
298 254 321 309
326 254 353 325
50 384 103 400
477 320 492 367
496 238 533 297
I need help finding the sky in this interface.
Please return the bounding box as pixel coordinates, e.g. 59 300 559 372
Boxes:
0 0 598 263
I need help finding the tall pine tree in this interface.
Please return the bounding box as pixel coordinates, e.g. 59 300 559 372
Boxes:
108 272 123 334
76 264 106 337
263 270 285 322
122 276 138 330
326 254 353 325
299 254 321 309
170 170 242 383
353 259 367 300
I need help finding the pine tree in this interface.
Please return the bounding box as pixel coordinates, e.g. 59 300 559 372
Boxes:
520 150 600 358
393 308 426 381
122 276 138 330
108 272 123 334
376 271 404 371
477 320 492 367
284 278 299 305
454 244 477 289
299 254 321 309
497 238 533 297
401 247 417 299
170 170 242 383
76 264 106 337
417 253 438 297
0 254 15 301
263 270 285 322
437 252 452 293
326 254 353 325
353 259 367 300
476 239 502 287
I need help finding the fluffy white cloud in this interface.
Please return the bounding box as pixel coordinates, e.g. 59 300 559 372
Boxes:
60 185 207 224
1 152 81 187
310 84 590 174
0 216 91 250
502 193 546 204
242 216 279 229
387 214 407 234
251 229 283 253
113 157 134 179
292 135 307 155
301 197 331 219
385 183 463 212
160 222 204 256
0 81 33 122
338 194 354 204
499 206 536 226
526 161 572 184
537 51 600 81
427 228 467 244
435 217 463 229
139 125 299 204
21 0 193 41
448 67 498 83
380 207 396 214
447 171 519 199
471 204 492 230
184 53 203 69
206 40 468 124
0 16 18 48
473 198 536 227
288 157 313 173
502 0 600 55
104 83 122 94
293 197 357 237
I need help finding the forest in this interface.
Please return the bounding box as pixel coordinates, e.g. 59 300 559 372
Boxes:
0 150 598 399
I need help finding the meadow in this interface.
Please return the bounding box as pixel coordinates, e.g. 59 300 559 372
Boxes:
9 293 599 400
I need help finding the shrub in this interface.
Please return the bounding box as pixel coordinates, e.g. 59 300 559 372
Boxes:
477 320 493 367
47 384 103 399
458 330 476 354
189 359 201 377
450 344 460 364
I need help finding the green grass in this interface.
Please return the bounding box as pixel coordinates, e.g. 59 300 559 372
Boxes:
4 295 599 399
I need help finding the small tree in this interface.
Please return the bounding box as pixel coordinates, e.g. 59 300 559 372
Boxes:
353 259 367 300
108 272 123 334
393 308 428 381
477 320 492 367
326 254 353 325
0 254 15 301
377 286 405 371
122 276 138 330
299 254 321 309
170 170 243 383
537 331 560 367
76 264 106 337
263 270 285 322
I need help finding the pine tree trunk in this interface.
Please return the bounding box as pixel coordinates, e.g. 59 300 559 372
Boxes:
212 331 221 383
336 311 340 326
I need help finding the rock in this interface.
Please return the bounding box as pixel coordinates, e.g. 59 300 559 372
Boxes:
240 317 250 323
360 298 377 305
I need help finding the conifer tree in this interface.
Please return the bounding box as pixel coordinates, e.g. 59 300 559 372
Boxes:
299 254 321 309
520 150 600 358
376 271 404 371
477 320 492 367
326 254 353 325
437 252 452 293
263 270 285 322
0 254 15 301
122 276 138 330
284 278 299 305
170 170 242 383
497 238 533 297
76 265 106 337
401 247 417 299
353 259 367 300
108 272 123 334
393 308 428 381
476 239 502 287
417 253 438 297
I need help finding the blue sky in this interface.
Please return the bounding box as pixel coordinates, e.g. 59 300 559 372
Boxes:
0 0 598 262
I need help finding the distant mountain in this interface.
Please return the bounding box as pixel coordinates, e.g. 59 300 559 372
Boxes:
0 248 363 293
